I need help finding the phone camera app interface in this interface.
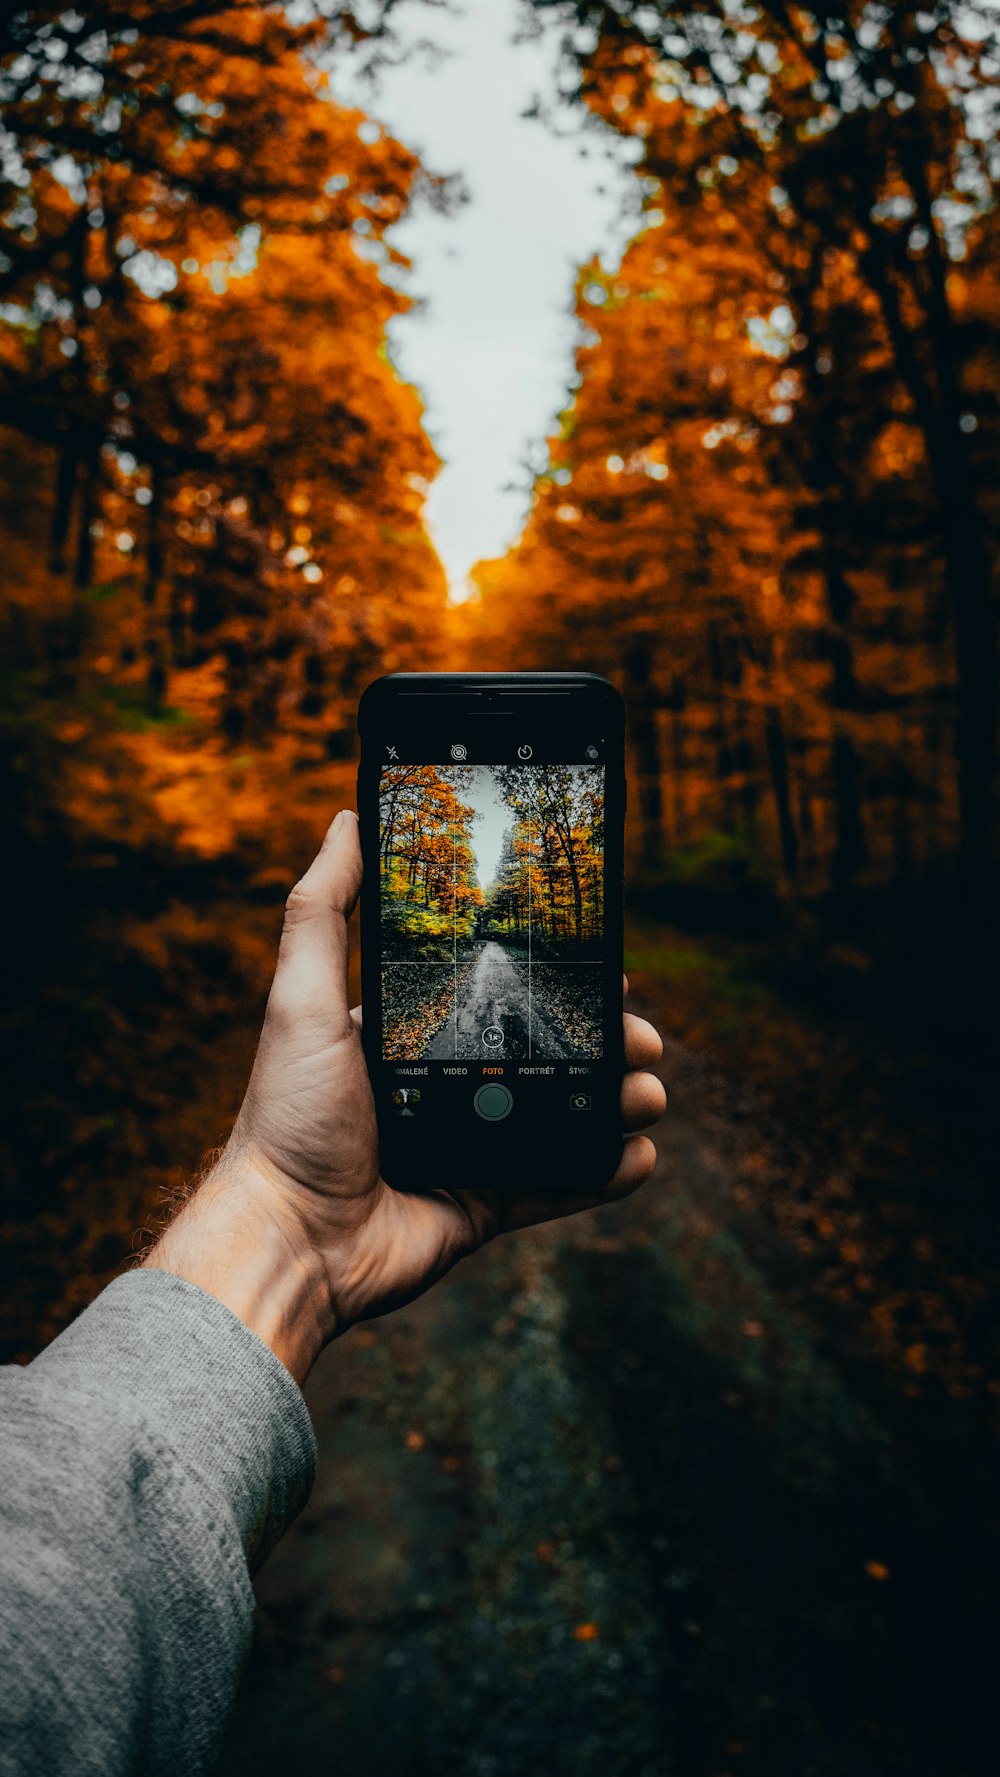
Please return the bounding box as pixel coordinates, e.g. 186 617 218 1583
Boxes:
379 762 605 1062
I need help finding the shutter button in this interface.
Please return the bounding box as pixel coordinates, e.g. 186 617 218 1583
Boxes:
474 1084 513 1121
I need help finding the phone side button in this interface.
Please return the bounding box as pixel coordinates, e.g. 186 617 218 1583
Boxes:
473 1084 513 1121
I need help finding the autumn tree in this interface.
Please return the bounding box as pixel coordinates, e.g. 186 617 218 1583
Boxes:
379 765 482 954
523 0 999 940
472 192 805 882
1 1 450 855
494 763 604 949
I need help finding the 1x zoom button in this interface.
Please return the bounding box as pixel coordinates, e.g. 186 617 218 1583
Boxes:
474 1084 513 1122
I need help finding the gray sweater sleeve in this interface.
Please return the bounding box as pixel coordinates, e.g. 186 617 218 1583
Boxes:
0 1269 316 1777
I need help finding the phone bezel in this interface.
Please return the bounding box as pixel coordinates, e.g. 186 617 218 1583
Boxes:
357 672 626 1195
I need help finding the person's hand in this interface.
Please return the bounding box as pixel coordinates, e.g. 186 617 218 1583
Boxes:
147 812 665 1380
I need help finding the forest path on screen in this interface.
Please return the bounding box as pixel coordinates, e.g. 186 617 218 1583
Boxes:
423 941 575 1061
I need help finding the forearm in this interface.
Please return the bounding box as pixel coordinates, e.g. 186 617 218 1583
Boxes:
144 1146 334 1386
1 1272 316 1774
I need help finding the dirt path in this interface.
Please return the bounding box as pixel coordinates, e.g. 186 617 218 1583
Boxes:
424 941 569 1060
218 995 995 1777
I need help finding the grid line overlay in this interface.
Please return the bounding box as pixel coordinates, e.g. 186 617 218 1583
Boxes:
379 764 604 1060
527 798 532 1058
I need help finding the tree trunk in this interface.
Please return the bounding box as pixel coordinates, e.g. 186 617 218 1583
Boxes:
49 441 80 574
860 222 997 977
707 626 737 833
764 703 800 882
670 703 687 846
143 470 166 710
623 638 664 869
568 859 583 947
811 490 866 895
221 639 248 743
928 445 997 965
72 451 98 589
731 677 759 832
891 761 915 884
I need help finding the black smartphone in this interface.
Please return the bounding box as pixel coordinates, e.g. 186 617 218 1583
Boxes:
357 672 626 1195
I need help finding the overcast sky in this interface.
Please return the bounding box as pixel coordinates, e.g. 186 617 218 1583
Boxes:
338 0 636 599
461 766 510 888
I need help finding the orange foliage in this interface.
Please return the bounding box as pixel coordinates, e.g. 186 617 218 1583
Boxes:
472 3 1000 911
1 2 449 866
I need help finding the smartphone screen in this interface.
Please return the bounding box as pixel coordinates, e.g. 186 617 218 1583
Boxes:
379 758 605 1062
359 674 625 1193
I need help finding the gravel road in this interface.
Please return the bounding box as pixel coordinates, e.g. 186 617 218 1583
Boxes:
424 940 573 1060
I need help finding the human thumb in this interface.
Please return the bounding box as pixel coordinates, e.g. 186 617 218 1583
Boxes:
269 811 362 1029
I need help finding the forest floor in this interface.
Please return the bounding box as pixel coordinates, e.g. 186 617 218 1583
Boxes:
3 864 997 1775
214 931 998 1777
